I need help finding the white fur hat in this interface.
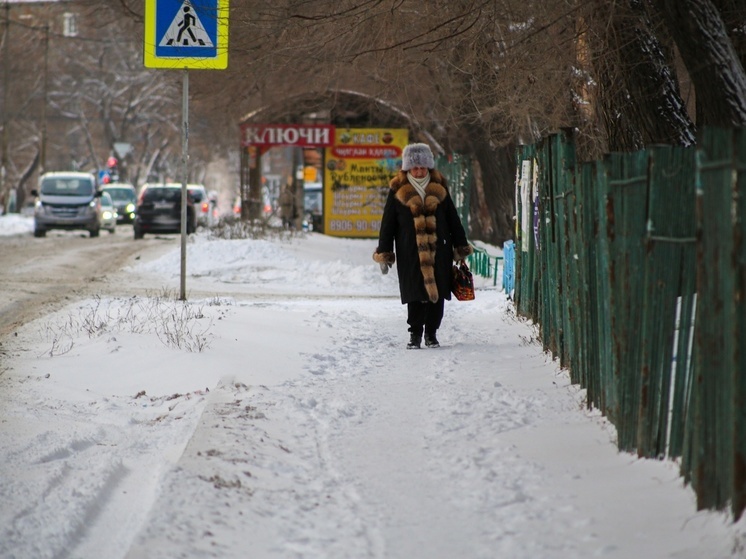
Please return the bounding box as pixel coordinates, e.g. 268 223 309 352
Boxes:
401 143 435 171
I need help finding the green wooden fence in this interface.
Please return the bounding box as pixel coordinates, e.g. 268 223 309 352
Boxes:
514 127 746 520
436 153 471 232
437 153 513 292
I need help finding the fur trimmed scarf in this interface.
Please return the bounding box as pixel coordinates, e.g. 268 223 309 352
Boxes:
374 170 472 303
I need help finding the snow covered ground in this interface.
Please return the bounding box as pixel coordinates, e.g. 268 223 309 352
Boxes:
1 213 745 559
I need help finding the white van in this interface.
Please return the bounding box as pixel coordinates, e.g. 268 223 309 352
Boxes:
31 171 102 237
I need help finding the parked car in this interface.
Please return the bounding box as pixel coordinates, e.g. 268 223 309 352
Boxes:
184 183 210 227
99 191 117 234
133 183 195 239
31 171 102 237
101 183 137 224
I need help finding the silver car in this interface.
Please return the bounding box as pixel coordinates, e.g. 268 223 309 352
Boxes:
31 171 102 238
185 184 211 227
99 191 117 234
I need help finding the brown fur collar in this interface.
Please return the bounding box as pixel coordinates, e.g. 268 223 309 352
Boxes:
389 170 448 302
389 170 447 208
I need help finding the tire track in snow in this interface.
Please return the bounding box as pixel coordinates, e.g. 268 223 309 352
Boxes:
0 382 210 559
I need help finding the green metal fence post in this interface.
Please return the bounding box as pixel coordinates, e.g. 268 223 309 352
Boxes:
635 145 696 460
515 145 538 319
734 128 746 520
691 127 738 511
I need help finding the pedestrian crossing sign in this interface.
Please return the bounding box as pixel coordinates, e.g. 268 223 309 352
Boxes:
144 0 229 69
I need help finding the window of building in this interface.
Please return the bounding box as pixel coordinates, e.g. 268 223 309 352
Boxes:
63 13 78 37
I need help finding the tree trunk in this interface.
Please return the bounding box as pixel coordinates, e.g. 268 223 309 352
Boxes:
711 0 746 69
593 0 696 150
15 149 39 210
465 128 515 247
654 0 746 126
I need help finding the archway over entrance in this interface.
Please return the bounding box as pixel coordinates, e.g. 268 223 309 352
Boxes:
237 89 446 235
239 89 442 149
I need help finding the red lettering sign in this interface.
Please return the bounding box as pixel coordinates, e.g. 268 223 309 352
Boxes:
240 124 335 147
331 146 402 159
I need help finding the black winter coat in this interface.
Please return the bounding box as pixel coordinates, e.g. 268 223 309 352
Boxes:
374 170 471 304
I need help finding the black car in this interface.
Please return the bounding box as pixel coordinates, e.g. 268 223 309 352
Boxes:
101 183 137 224
133 183 195 239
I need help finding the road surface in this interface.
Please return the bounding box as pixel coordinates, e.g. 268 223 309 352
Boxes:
0 228 177 341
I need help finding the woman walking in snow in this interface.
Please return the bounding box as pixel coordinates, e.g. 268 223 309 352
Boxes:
373 143 472 349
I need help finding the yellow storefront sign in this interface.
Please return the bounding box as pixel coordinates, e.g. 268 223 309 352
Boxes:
324 128 409 238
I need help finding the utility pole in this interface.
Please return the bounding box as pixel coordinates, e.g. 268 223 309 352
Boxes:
1 2 9 209
248 148 261 220
292 146 303 230
40 24 48 175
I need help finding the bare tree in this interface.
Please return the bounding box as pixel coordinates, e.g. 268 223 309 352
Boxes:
579 0 696 153
0 11 47 209
712 0 746 68
46 5 186 184
201 0 579 244
653 0 746 126
0 0 202 213
89 0 746 242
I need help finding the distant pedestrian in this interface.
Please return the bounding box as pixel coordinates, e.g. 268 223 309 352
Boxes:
373 143 472 349
278 182 296 230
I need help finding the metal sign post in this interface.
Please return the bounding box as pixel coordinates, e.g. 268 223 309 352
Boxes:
144 0 229 300
180 69 188 300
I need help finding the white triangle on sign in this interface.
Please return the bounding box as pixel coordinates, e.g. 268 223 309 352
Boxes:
159 0 214 48
113 142 132 158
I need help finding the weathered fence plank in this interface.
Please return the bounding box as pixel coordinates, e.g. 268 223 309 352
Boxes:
514 126 745 520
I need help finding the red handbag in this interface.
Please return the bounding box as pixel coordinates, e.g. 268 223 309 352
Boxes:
451 260 475 301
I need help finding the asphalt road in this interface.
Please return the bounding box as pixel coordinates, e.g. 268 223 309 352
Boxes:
0 226 178 342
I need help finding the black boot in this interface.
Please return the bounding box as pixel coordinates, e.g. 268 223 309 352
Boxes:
424 332 440 348
407 331 422 349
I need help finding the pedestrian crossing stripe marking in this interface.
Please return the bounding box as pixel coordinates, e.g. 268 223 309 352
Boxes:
159 0 213 48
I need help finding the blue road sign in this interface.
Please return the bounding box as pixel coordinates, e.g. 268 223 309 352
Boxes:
144 0 229 69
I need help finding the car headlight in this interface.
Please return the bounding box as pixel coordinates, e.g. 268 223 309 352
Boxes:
125 203 135 213
102 210 113 220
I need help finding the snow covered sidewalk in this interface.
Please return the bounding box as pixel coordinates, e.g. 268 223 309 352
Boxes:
122 294 742 559
1 229 744 558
